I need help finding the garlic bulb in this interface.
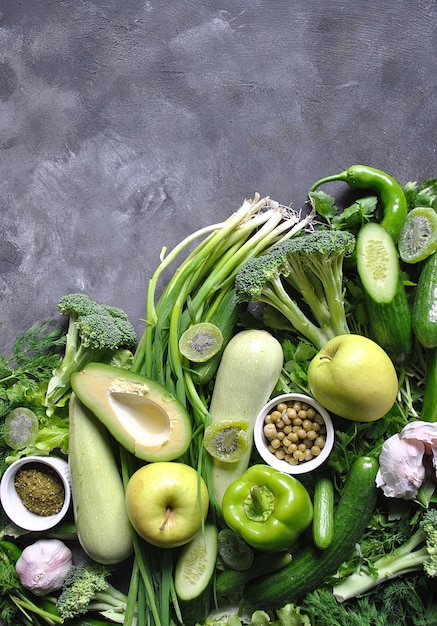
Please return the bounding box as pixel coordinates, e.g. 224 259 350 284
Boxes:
15 538 73 596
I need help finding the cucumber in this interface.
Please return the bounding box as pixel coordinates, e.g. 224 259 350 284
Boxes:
174 524 218 626
243 456 379 610
364 273 413 364
206 329 284 512
421 348 437 422
412 250 437 349
215 550 292 596
312 474 335 550
68 394 133 565
191 289 243 385
413 249 437 421
356 221 412 363
356 222 400 303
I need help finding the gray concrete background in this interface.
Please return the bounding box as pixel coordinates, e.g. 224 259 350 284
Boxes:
0 0 436 353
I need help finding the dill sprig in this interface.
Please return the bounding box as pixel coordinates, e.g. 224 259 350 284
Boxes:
0 321 65 418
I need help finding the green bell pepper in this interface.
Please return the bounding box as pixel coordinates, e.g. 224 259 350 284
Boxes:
222 464 313 553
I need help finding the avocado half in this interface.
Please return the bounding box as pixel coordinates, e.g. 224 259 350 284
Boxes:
71 363 192 462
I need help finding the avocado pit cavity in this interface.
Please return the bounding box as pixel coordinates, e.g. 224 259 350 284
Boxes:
109 391 171 446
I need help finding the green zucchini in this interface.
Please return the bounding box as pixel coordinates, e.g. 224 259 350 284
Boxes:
68 394 133 565
174 524 218 626
312 474 335 550
215 550 292 597
364 273 413 364
206 329 284 512
412 250 437 349
243 456 379 610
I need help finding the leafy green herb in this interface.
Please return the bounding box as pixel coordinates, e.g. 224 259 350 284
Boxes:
414 178 437 209
274 337 316 395
308 190 338 223
309 190 377 232
331 195 377 231
402 178 437 212
302 580 437 626
0 322 68 476
0 322 64 418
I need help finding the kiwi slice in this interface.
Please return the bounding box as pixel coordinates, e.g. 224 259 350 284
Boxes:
179 322 223 362
203 419 250 462
3 407 39 449
398 207 437 263
218 528 254 571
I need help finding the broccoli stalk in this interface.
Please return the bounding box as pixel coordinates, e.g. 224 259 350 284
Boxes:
332 508 437 602
56 559 135 623
45 294 137 412
234 229 356 350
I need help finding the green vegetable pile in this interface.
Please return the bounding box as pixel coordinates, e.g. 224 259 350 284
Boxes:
0 169 437 626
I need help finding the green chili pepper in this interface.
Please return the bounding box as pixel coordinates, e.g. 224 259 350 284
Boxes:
222 464 313 553
310 164 407 241
0 539 22 562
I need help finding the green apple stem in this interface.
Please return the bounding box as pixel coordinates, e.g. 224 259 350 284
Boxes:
160 506 172 531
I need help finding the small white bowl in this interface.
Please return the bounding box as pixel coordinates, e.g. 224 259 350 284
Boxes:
0 456 71 531
254 393 334 475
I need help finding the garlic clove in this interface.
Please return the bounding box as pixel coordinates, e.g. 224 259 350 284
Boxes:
16 538 73 596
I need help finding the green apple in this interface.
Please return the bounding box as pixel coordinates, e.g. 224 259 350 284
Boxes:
307 334 398 422
125 461 209 548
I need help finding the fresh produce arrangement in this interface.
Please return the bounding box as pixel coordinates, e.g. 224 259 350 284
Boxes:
0 167 436 626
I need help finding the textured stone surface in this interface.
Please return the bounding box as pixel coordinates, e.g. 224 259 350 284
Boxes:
0 0 436 352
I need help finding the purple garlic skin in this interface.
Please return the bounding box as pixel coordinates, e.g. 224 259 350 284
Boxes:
16 538 73 596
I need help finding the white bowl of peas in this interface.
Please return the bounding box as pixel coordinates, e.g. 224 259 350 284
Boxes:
254 393 334 475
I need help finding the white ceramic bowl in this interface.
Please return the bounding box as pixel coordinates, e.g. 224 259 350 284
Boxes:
254 393 334 475
0 455 71 531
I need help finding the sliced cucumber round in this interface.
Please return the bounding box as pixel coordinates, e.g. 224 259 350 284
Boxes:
398 207 437 263
174 524 218 626
179 322 223 362
175 524 218 600
356 222 399 303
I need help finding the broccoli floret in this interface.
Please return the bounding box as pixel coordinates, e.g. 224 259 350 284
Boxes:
234 229 356 350
45 293 137 411
56 559 133 622
332 508 437 602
